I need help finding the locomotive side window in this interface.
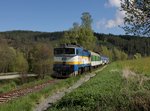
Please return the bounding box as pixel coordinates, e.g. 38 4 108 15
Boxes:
54 48 75 55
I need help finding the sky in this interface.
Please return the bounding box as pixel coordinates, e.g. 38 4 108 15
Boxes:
0 0 126 35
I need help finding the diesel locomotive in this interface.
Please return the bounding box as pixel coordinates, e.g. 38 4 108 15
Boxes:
53 44 109 77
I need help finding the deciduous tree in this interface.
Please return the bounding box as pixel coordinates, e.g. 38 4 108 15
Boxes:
0 44 16 73
121 0 150 36
62 12 96 50
29 43 52 78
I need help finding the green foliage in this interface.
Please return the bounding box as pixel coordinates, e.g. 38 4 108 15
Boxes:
0 81 16 94
121 0 150 36
0 76 52 94
100 45 113 61
120 57 150 77
49 64 124 111
0 44 16 72
95 33 150 57
0 28 150 75
49 59 150 111
113 47 122 60
134 53 142 59
112 47 128 61
61 12 96 50
121 51 128 60
29 43 53 78
81 12 93 29
15 51 28 73
100 45 128 61
0 42 29 74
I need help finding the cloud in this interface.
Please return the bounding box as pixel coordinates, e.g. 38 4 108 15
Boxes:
96 18 107 29
106 0 121 8
105 10 125 28
97 0 125 29
105 0 125 28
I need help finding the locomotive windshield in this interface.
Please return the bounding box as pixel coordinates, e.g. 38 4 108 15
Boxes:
54 48 75 55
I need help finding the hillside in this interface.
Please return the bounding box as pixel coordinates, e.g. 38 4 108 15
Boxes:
0 30 150 75
0 30 150 56
95 33 150 56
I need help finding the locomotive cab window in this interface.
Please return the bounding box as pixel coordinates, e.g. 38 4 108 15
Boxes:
54 48 75 55
65 48 75 54
76 49 80 55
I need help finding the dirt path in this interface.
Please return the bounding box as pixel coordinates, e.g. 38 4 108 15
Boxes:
34 66 107 111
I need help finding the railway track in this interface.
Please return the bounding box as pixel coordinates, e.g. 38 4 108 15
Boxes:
0 79 58 104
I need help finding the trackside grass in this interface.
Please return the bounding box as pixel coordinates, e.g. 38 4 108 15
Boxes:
49 57 150 111
0 76 82 111
0 76 54 94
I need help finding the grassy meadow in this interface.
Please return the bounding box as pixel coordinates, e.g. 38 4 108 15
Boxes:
119 57 150 77
49 57 150 111
0 75 82 111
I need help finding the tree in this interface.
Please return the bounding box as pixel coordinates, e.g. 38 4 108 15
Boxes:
0 44 16 73
62 12 96 50
15 51 28 73
29 43 52 78
81 12 93 29
14 51 29 83
112 47 128 61
121 0 150 36
73 22 80 30
100 46 113 61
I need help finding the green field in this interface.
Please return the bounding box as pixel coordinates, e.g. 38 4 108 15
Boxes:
0 76 82 111
120 57 150 77
49 57 150 111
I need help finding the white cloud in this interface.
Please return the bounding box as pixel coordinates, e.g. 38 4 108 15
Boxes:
96 18 107 29
108 0 121 7
105 10 125 28
97 0 125 29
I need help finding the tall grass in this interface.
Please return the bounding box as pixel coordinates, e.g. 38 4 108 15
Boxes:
119 57 150 77
49 59 150 111
0 81 16 93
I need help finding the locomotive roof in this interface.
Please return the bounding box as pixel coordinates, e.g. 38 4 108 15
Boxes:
58 44 83 48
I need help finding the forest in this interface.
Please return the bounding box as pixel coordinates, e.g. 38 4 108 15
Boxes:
0 30 150 77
